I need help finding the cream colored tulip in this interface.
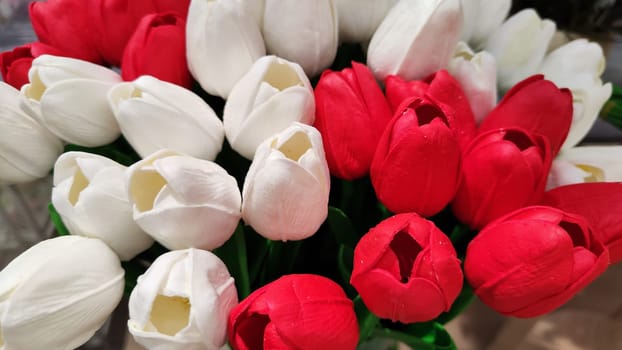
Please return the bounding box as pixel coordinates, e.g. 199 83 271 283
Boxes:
547 146 622 189
460 0 511 48
335 0 397 43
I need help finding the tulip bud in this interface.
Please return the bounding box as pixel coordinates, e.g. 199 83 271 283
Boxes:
186 0 266 98
228 274 359 349
314 61 392 180
223 55 315 160
547 146 622 188
478 75 573 156
465 206 609 318
128 249 238 350
126 149 242 250
0 42 63 89
242 123 330 241
485 9 556 91
122 13 192 88
452 128 552 229
371 97 462 217
0 82 63 184
20 55 122 147
367 0 463 81
460 0 511 48
0 236 124 350
351 213 463 323
448 42 497 124
108 75 225 160
334 0 397 43
51 152 154 260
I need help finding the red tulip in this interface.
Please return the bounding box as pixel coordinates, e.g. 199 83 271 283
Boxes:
478 75 573 155
465 206 609 318
385 70 477 149
541 182 622 264
0 42 63 89
350 213 463 323
371 97 462 216
121 13 192 88
29 0 103 63
314 62 392 180
228 274 359 350
452 128 552 229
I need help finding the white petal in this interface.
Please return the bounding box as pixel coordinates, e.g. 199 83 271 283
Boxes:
53 151 123 185
540 39 606 81
335 0 397 43
463 0 511 48
31 55 121 85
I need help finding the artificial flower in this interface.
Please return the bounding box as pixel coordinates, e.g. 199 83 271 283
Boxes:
20 54 122 147
351 213 463 323
465 206 609 318
547 145 622 188
242 123 330 241
0 236 124 350
452 128 552 229
334 0 396 43
460 0 511 48
121 12 191 88
314 61 392 180
228 274 359 349
223 55 315 160
51 151 154 261
0 81 63 184
370 97 462 217
108 75 224 160
367 0 463 81
186 0 265 98
262 0 338 77
128 249 238 350
126 149 242 251
0 42 63 89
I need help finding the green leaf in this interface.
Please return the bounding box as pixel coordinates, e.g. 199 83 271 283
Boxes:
435 282 475 324
328 206 358 248
354 295 379 343
374 322 457 350
338 244 355 285
48 203 69 236
214 224 251 299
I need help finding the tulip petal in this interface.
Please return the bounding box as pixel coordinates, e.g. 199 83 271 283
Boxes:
548 146 622 188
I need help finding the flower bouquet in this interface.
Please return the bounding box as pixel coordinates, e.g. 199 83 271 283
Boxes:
1 0 621 349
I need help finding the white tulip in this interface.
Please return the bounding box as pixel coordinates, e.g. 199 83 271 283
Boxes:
367 0 463 81
51 152 154 261
126 149 242 251
485 9 556 91
263 0 338 77
460 0 511 48
0 236 124 350
108 76 225 160
0 82 63 184
186 0 265 98
538 39 613 149
242 123 330 241
335 0 397 43
19 54 122 146
128 249 237 350
223 55 315 159
448 42 497 123
547 146 622 189
237 0 264 27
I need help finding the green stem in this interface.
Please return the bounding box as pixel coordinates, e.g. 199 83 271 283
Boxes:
233 226 251 299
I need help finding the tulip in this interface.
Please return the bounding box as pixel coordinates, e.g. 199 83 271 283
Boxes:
485 9 556 91
228 274 359 349
108 75 224 160
121 13 192 88
367 0 463 81
0 82 63 184
0 42 63 89
126 149 242 250
460 0 511 48
262 0 338 77
448 42 497 123
237 0 264 26
547 146 622 188
223 55 315 160
186 0 265 98
242 123 330 241
370 97 462 217
351 213 463 323
0 235 124 350
128 249 238 350
314 61 392 180
384 70 477 149
465 206 609 318
452 128 552 229
541 183 622 264
51 152 154 261
334 0 397 43
478 75 573 156
20 55 122 147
